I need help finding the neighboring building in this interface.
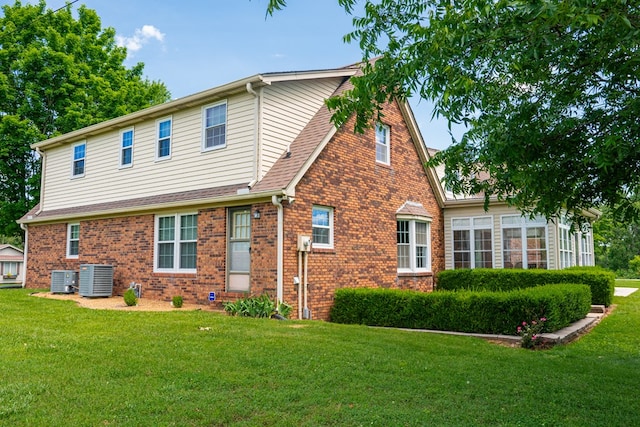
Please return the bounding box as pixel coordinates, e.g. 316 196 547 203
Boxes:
19 64 446 320
430 150 598 271
0 244 24 284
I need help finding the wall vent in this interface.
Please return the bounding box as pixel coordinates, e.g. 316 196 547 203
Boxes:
50 270 77 294
79 264 114 297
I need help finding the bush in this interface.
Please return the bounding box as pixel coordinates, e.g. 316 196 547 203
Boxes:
223 294 276 318
172 295 183 308
330 284 591 335
123 288 137 306
437 267 615 306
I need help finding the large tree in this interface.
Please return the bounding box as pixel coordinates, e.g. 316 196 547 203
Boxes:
0 1 170 239
269 0 640 224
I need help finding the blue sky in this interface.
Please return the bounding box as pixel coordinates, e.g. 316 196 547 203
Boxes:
6 0 457 149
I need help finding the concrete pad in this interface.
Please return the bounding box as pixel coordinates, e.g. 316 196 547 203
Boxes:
615 287 639 297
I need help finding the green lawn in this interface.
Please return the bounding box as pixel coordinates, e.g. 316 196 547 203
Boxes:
1 285 639 426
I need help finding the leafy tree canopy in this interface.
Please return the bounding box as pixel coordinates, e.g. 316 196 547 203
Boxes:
269 0 640 224
0 0 171 238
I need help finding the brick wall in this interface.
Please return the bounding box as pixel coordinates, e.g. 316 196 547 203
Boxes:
279 99 445 320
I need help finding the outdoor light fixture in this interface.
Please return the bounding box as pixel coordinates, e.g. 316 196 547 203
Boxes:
253 209 261 219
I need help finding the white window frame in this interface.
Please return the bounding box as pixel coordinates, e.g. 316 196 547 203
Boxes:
397 216 432 273
67 223 79 259
71 142 86 178
156 117 173 161
154 213 198 273
311 205 334 249
558 216 575 269
501 215 548 269
2 262 18 277
202 100 227 152
119 128 134 168
375 123 390 165
580 225 594 266
451 216 494 269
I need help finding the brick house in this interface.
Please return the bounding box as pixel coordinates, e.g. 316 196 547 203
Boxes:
19 63 446 320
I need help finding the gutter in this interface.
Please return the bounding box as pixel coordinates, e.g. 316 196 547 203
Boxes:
19 223 28 288
272 195 284 304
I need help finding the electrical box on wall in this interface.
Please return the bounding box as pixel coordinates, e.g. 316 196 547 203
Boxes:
297 235 312 252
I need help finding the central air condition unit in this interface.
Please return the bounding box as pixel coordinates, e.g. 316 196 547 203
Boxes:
50 270 77 294
79 264 114 297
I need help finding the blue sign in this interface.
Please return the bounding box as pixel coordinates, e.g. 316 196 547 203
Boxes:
209 292 216 302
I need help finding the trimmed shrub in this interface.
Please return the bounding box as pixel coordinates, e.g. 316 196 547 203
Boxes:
123 288 137 307
172 295 183 308
436 267 614 306
330 284 591 335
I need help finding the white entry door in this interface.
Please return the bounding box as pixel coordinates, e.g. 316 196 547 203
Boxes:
228 207 251 292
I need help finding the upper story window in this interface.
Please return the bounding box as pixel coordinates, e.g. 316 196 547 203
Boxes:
67 223 79 258
375 123 390 165
501 215 548 269
312 205 334 249
397 217 431 273
155 213 198 273
71 143 86 177
203 101 227 151
452 216 493 269
120 128 134 168
156 117 172 160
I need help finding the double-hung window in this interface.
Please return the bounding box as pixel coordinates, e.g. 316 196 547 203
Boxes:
452 217 493 269
155 213 197 272
558 216 574 269
397 217 431 273
120 128 134 168
203 101 227 151
580 225 594 266
312 206 333 249
3 262 18 277
156 118 172 160
71 143 86 177
501 215 548 269
375 123 390 165
67 223 79 258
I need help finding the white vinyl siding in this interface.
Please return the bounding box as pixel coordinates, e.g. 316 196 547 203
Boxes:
261 78 342 178
40 93 256 211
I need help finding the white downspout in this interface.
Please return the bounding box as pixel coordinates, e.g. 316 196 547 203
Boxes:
271 195 284 304
19 223 28 288
35 147 45 215
246 82 261 187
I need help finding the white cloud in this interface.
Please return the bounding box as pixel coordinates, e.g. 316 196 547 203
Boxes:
116 25 165 57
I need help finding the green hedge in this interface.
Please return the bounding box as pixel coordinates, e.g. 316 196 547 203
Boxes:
330 284 592 335
436 267 615 306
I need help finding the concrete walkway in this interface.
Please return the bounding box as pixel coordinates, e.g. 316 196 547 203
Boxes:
615 287 638 297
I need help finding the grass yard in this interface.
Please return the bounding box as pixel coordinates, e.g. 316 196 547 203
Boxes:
1 285 639 426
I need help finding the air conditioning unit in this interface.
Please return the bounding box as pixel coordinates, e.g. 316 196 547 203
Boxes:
50 270 77 294
79 264 114 297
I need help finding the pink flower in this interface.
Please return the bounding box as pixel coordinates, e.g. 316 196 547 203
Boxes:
541 317 547 322
532 335 538 340
522 321 527 326
532 320 537 325
517 326 522 333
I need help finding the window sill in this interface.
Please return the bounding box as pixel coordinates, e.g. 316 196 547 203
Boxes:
397 271 433 278
153 271 197 277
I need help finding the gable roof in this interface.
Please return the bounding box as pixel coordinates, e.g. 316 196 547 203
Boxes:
20 62 447 224
0 244 24 261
